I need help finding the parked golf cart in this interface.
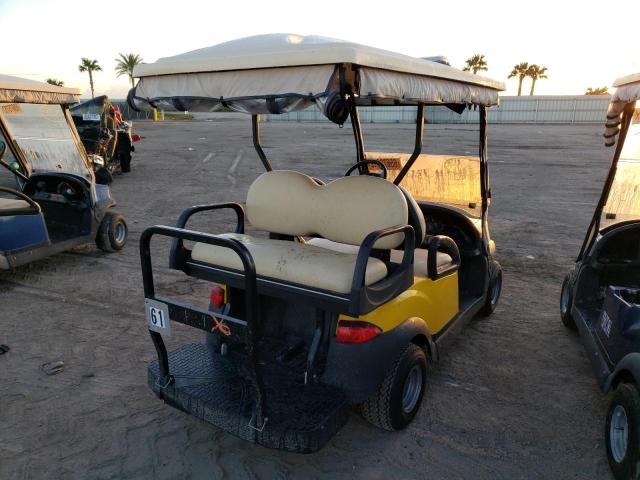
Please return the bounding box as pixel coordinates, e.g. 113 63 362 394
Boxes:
71 95 139 173
0 75 128 270
130 34 504 453
560 73 640 479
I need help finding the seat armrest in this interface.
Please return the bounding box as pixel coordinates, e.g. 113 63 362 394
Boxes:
170 203 245 269
351 224 415 292
425 235 461 280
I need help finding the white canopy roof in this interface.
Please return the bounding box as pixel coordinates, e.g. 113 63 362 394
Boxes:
130 34 505 118
0 75 80 104
604 73 640 146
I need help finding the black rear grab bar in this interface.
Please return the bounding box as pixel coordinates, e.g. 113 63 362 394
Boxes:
139 225 266 427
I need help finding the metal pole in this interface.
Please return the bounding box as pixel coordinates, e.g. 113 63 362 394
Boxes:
577 102 634 259
393 104 424 185
350 104 365 165
479 106 490 254
252 114 273 172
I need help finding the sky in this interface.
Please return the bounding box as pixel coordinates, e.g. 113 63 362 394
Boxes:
1 0 639 99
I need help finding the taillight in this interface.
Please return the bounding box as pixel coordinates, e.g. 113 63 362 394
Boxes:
335 321 381 344
131 134 141 142
209 285 225 309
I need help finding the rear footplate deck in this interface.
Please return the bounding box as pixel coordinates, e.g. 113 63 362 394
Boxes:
148 343 349 453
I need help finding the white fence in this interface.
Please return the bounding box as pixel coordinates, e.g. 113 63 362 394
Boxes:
266 95 612 124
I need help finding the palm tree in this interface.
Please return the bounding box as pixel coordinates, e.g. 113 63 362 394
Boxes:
586 86 610 95
78 58 102 98
45 78 64 86
508 62 529 96
527 64 548 96
115 53 143 88
462 54 488 74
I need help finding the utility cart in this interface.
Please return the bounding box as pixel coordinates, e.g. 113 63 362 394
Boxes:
71 95 139 173
560 73 640 479
130 34 505 452
0 75 127 269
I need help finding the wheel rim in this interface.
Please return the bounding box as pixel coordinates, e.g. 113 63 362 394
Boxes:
610 404 629 463
560 281 570 315
115 222 127 244
490 273 502 306
402 365 423 413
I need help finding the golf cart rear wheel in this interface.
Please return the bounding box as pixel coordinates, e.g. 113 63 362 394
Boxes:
360 343 427 431
96 212 127 252
479 262 503 317
119 148 132 173
560 274 576 330
605 383 640 480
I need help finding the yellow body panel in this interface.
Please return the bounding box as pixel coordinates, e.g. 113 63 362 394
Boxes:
340 273 459 334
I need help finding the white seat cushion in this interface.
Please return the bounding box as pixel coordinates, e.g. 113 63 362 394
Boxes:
306 238 453 278
191 233 388 294
0 197 30 211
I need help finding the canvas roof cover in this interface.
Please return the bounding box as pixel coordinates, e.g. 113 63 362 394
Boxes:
129 34 505 118
604 73 640 146
0 75 80 105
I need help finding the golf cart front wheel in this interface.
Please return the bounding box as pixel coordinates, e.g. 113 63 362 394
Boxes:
479 261 503 317
560 274 576 330
605 383 640 480
96 212 128 252
360 343 427 431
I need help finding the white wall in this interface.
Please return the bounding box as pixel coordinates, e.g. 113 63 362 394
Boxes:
266 95 612 124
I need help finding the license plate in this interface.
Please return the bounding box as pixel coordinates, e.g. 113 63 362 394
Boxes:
145 299 171 336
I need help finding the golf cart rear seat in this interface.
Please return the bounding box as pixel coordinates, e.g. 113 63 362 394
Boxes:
172 170 416 315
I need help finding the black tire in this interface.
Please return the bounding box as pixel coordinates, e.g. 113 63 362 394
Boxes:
479 262 503 317
605 383 640 480
95 167 113 185
96 212 127 252
560 274 577 330
119 149 132 173
360 343 427 431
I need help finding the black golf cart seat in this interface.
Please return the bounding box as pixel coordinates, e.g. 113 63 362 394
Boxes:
181 170 416 314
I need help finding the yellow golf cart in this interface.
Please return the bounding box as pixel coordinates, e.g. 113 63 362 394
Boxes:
131 34 505 452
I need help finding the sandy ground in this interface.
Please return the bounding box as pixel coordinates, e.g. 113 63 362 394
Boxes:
0 119 616 479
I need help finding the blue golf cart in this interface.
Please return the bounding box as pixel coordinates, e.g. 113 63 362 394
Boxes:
560 73 640 480
0 75 128 269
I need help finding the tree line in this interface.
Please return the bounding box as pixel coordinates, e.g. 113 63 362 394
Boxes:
463 54 608 95
45 53 143 98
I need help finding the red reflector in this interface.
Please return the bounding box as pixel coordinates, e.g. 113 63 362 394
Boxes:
209 286 225 308
131 134 141 142
335 321 381 344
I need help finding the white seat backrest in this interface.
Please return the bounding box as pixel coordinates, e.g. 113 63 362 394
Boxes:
246 170 408 249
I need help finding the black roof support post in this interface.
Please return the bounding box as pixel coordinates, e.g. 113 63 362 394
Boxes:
479 106 490 253
393 104 424 185
349 103 366 173
252 114 273 172
578 102 635 260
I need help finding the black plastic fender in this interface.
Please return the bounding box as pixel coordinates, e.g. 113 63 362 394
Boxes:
603 352 640 393
322 317 435 404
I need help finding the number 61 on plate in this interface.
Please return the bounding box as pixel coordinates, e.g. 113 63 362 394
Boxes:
145 298 171 336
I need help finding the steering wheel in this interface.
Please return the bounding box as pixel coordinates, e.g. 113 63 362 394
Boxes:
57 181 80 201
344 160 388 179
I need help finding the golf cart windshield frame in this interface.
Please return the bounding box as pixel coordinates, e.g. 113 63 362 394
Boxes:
579 102 637 260
0 103 92 180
